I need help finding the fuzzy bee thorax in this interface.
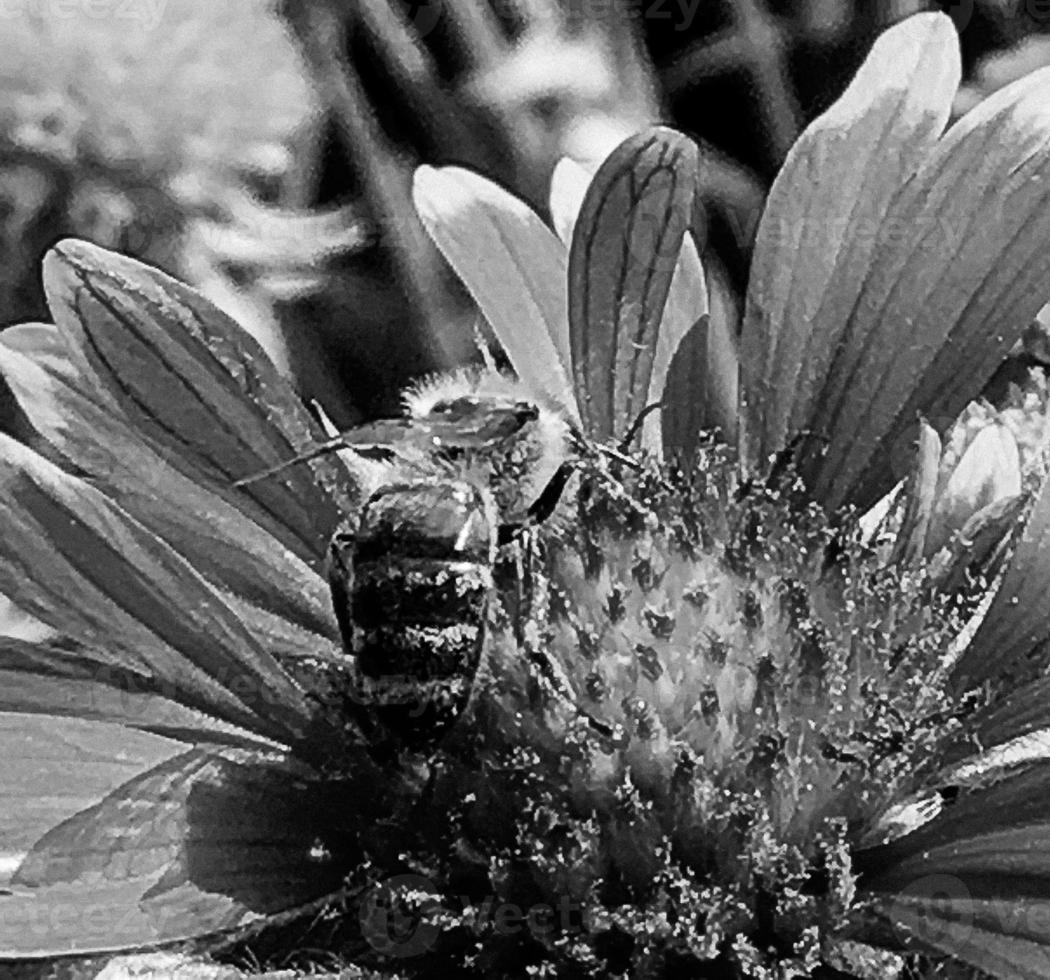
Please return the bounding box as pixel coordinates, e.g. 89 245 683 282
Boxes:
401 367 573 525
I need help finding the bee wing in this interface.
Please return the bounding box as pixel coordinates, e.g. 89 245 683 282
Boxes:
567 128 699 441
0 725 355 957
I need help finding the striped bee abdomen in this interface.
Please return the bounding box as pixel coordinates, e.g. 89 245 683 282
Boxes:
328 480 494 744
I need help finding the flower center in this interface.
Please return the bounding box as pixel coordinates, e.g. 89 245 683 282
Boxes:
435 447 965 974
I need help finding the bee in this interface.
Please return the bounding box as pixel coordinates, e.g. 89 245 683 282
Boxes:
242 368 576 748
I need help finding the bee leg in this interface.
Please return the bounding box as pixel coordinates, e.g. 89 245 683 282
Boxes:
497 461 575 547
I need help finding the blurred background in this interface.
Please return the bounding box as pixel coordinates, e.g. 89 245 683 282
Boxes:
0 0 1045 430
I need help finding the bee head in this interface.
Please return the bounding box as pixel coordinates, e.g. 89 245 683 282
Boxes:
403 368 573 525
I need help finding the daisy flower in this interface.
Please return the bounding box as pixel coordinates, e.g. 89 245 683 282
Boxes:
2 11 1050 980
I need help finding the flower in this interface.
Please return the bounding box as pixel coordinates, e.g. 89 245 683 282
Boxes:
3 11 1050 980
408 11 1050 978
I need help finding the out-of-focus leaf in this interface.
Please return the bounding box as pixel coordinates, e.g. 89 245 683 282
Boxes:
413 166 578 421
739 13 959 494
42 240 359 570
568 127 697 441
0 434 315 746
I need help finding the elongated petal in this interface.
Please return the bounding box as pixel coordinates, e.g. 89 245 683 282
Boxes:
0 342 338 642
568 128 698 440
549 157 593 246
0 323 82 388
661 314 740 463
643 236 716 451
808 64 1050 508
1 747 356 956
929 493 1024 595
951 465 1050 686
0 631 299 747
890 420 941 565
857 762 1050 977
927 424 1022 556
413 166 578 420
552 155 719 449
741 12 960 476
42 240 357 569
0 435 315 745
942 675 1050 772
884 897 1050 979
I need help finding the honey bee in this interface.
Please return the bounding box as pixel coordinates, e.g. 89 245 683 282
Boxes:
242 368 575 748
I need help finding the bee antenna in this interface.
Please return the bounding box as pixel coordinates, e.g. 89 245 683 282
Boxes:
598 445 645 472
497 460 576 546
618 401 664 453
232 437 350 487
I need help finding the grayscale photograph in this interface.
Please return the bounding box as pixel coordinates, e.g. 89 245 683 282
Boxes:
0 1 1047 978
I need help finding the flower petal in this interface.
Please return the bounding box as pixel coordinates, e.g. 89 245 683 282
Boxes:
927 423 1022 556
807 64 1050 508
568 128 698 441
951 465 1050 686
890 420 941 565
0 341 338 643
661 312 741 462
0 435 315 746
857 761 1050 978
42 240 358 568
643 235 717 451
413 166 578 421
0 636 271 745
0 323 81 388
1 747 356 956
942 675 1050 772
929 493 1024 595
552 155 719 450
739 12 960 485
881 896 1050 979
549 156 593 247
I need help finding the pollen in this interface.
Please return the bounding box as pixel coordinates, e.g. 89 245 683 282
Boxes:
445 446 965 975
